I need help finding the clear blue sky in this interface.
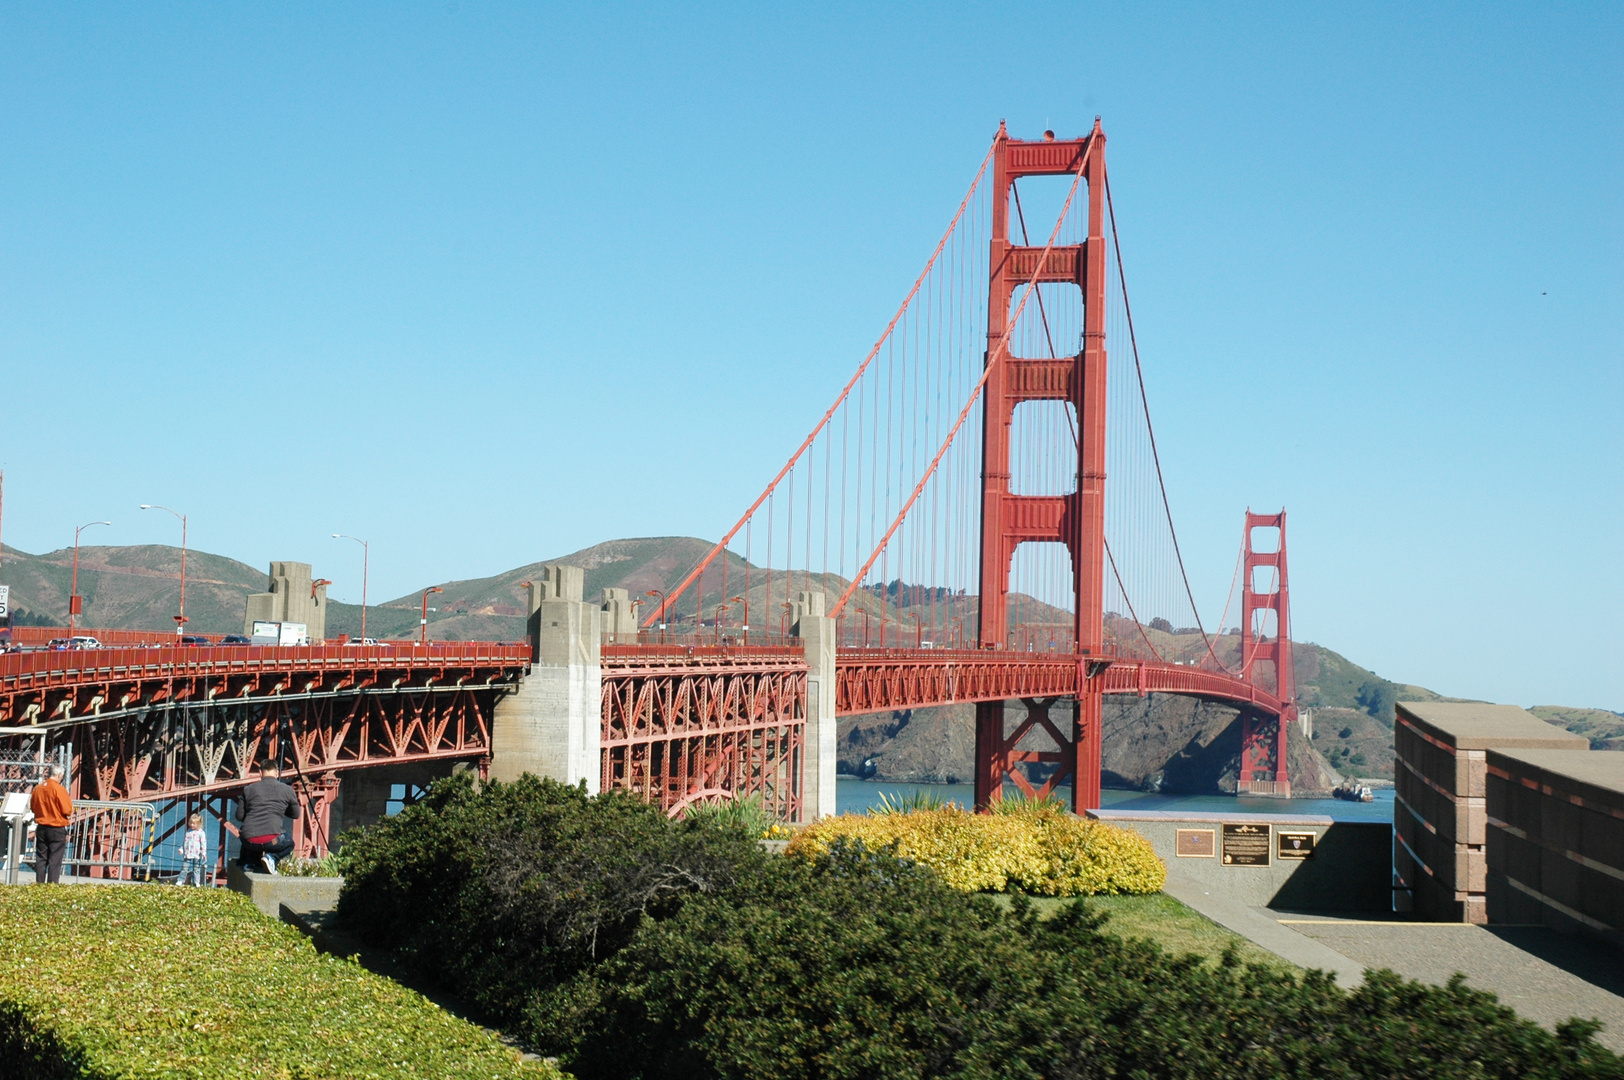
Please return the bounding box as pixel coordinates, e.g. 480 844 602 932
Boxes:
1 4 1619 708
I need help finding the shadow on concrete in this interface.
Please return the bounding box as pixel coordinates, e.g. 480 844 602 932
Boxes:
1484 925 1624 999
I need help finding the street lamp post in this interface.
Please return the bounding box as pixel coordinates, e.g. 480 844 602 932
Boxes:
331 534 370 641
910 612 923 649
713 603 730 644
140 505 188 636
730 595 747 645
420 586 444 645
69 520 112 634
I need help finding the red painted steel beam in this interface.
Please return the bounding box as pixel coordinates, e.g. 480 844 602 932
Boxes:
0 643 530 730
601 644 807 821
835 651 1284 719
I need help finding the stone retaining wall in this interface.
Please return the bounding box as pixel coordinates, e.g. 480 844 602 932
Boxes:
1486 747 1624 949
1393 701 1585 922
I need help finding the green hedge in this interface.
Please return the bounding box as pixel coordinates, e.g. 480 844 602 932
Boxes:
0 886 564 1080
336 776 1624 1079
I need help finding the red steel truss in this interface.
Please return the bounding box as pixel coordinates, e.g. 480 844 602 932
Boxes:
0 643 529 858
977 122 1111 813
0 642 530 729
836 650 1286 718
601 645 805 821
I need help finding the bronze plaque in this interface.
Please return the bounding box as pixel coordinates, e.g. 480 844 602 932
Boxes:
1175 828 1216 858
1221 823 1271 866
1277 831 1316 860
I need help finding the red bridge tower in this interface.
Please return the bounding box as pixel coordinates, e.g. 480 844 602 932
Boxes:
1238 509 1295 796
974 120 1109 813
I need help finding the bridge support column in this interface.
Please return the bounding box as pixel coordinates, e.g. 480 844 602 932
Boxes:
490 565 601 791
795 591 837 822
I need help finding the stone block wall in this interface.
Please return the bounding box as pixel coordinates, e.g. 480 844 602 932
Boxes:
1393 701 1586 923
1486 748 1624 949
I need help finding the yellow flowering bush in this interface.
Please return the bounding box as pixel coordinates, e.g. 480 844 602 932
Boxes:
788 801 1165 896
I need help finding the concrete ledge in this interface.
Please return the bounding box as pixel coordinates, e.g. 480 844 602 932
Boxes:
226 863 343 918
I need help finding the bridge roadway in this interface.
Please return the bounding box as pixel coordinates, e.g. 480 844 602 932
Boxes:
1 639 1284 842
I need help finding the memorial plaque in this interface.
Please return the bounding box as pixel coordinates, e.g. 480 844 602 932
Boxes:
1221 823 1271 866
1175 828 1216 858
1277 831 1316 860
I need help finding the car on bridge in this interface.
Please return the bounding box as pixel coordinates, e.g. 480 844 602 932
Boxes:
217 635 252 646
49 637 102 650
179 635 213 646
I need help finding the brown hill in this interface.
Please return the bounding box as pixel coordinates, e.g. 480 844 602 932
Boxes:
5 538 1612 793
0 543 267 635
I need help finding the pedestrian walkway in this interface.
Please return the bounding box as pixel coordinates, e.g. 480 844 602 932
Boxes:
1162 869 1624 1052
1284 914 1624 1053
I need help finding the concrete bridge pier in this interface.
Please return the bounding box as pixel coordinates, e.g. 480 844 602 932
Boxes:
490 565 602 791
792 590 837 821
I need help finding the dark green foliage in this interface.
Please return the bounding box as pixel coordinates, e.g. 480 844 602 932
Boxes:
335 773 766 1028
343 777 1623 1080
1356 677 1401 725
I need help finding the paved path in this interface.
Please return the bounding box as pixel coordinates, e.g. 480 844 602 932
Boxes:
1284 915 1624 1053
1163 869 1624 1052
1160 870 1367 987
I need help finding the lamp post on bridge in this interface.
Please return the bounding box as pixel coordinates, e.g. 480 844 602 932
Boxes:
69 520 112 634
139 505 187 636
712 603 730 645
420 586 443 645
730 595 746 645
910 612 923 649
331 534 369 641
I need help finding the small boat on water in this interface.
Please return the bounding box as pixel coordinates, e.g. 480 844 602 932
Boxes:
1333 780 1375 802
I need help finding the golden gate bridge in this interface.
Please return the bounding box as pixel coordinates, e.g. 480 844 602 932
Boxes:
0 120 1299 875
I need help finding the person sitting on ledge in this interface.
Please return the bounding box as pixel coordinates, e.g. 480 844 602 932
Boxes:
235 763 301 875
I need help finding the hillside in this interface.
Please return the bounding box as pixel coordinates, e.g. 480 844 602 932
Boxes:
0 543 268 635
4 537 1614 792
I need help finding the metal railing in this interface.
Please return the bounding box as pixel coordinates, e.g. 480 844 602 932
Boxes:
4 800 158 883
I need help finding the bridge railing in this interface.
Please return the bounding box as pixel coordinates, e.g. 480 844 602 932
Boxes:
0 641 533 684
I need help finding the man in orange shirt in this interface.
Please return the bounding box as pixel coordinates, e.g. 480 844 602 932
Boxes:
29 764 72 884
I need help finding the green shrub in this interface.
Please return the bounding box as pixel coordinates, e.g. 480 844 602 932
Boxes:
0 886 560 1080
872 787 963 813
555 844 1622 1080
331 776 1622 1080
335 773 766 1032
680 792 782 838
268 850 348 877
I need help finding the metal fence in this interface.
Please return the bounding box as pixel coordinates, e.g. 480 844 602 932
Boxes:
0 745 72 797
2 798 157 883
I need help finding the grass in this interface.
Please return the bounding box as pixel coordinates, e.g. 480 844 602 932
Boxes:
0 885 564 1080
990 891 1299 974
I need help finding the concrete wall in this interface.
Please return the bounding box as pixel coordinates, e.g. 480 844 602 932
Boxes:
1486 747 1624 949
1393 701 1586 922
489 565 601 791
795 591 836 822
600 587 640 640
227 862 343 918
243 561 328 641
1092 809 1392 912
